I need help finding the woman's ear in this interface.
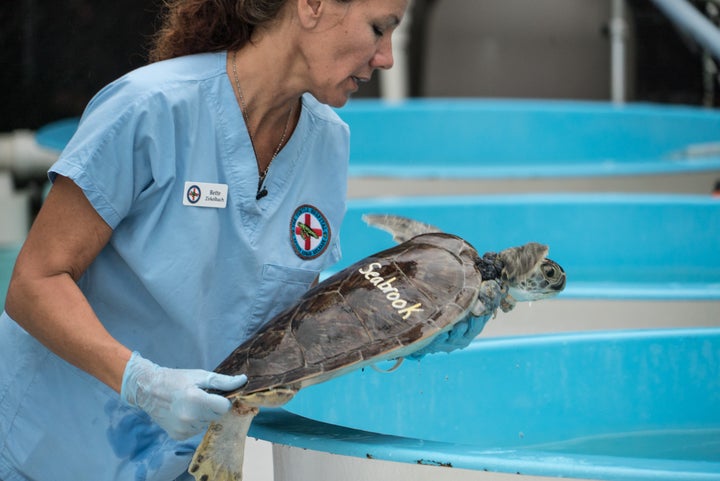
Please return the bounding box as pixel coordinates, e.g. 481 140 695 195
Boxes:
297 0 323 28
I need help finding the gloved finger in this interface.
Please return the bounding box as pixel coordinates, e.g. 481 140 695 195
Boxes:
419 335 449 356
199 391 234 417
172 389 232 427
166 424 201 441
408 351 425 360
408 335 442 360
446 320 470 345
200 373 248 392
192 389 234 418
151 407 206 441
465 315 489 340
171 422 213 441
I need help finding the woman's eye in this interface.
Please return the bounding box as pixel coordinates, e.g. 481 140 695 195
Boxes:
372 25 384 37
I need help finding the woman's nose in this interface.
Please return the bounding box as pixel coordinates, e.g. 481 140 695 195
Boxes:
371 36 395 70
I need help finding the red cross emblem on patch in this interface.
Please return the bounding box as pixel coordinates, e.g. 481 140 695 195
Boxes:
290 205 330 259
186 185 201 204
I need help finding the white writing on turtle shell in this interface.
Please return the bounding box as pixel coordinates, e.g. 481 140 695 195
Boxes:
358 263 424 319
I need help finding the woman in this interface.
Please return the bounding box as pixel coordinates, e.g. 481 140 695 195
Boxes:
0 0 408 479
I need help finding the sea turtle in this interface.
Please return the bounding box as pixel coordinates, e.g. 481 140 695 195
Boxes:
189 214 566 481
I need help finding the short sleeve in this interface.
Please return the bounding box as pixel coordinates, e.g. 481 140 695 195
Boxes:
49 78 177 229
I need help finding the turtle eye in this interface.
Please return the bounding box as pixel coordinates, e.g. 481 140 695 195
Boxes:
542 264 556 278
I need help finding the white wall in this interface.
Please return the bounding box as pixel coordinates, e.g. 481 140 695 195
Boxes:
422 0 633 99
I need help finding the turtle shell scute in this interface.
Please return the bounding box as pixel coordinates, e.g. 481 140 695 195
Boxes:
212 232 483 394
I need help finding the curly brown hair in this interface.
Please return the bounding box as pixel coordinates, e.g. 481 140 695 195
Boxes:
149 0 290 62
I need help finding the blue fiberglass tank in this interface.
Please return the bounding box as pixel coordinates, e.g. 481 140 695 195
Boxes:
329 194 720 301
337 99 720 179
252 192 720 480
35 100 720 194
253 328 720 480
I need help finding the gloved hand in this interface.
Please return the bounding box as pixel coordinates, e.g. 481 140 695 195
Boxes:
409 314 490 359
120 351 248 440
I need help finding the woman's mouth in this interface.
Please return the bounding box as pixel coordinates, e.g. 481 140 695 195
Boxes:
351 76 370 89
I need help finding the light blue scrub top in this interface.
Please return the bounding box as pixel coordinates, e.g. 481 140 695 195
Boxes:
0 51 349 481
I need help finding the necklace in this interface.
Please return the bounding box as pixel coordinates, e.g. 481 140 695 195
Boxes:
232 50 294 199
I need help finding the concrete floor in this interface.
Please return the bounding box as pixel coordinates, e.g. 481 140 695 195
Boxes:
346 172 719 198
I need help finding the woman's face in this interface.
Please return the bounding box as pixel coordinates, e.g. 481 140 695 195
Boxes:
303 0 408 107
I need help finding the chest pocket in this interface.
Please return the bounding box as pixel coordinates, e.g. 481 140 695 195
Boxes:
245 263 318 339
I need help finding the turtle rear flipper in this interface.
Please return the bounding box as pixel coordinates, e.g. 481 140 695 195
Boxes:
363 214 442 244
190 410 254 481
189 388 296 481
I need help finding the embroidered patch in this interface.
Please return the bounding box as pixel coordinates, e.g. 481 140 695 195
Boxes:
291 204 331 259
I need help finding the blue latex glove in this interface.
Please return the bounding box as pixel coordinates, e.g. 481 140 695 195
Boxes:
409 314 491 359
120 352 247 440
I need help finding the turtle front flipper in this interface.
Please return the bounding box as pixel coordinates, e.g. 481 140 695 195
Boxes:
189 388 297 481
363 214 442 244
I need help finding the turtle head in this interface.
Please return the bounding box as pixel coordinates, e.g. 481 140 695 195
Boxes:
499 242 566 303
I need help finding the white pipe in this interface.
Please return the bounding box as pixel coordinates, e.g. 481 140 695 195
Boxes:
379 0 412 101
0 130 59 178
610 0 627 103
0 172 30 246
649 0 720 61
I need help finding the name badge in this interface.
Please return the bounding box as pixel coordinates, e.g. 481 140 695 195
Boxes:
183 182 228 208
